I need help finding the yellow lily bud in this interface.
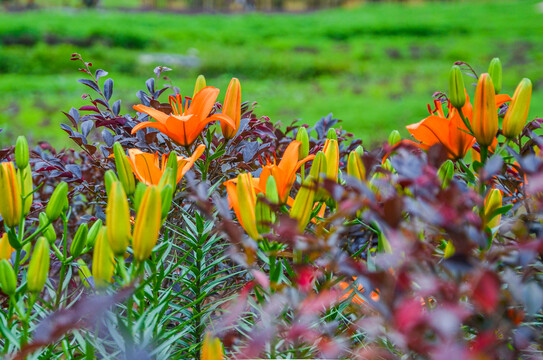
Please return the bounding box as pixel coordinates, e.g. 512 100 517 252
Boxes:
160 184 173 220
0 259 17 295
347 151 366 181
104 170 119 196
472 73 498 147
437 160 454 189
70 223 88 258
488 58 502 95
86 219 103 248
484 188 503 229
15 135 29 170
502 78 532 139
326 128 337 140
0 162 22 228
39 212 56 243
443 240 455 259
449 65 466 109
323 139 339 181
46 181 68 221
388 130 401 146
290 176 316 232
18 165 33 216
296 127 309 159
193 74 207 98
76 259 92 288
92 227 115 288
106 182 131 256
201 332 224 360
221 77 242 140
113 142 136 196
0 233 14 261
27 237 50 293
236 173 259 240
132 185 162 262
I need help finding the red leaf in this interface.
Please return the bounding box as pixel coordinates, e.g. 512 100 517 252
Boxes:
471 270 500 314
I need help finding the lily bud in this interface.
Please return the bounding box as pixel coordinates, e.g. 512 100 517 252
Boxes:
70 223 88 258
0 259 17 295
326 128 337 140
296 127 309 159
92 227 115 288
0 233 14 261
46 181 68 221
323 139 339 181
347 151 365 181
437 160 454 189
160 184 173 220
255 194 273 235
113 142 136 196
104 170 119 196
158 167 176 191
132 185 162 262
309 151 328 201
86 219 103 248
221 77 242 140
236 173 259 240
502 78 532 139
484 188 503 229
443 240 455 259
472 73 498 147
134 181 147 212
27 237 50 293
18 165 33 216
20 242 31 264
39 212 56 244
488 58 502 95
76 259 93 288
106 182 131 256
0 162 22 228
355 145 364 157
15 135 29 169
290 176 316 232
265 175 279 205
166 151 179 182
449 65 466 109
193 74 207 98
388 130 401 146
201 332 224 360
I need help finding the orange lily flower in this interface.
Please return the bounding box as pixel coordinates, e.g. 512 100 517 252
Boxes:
127 144 205 186
339 277 380 305
132 87 235 146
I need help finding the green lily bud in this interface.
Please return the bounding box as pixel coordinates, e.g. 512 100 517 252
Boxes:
166 150 179 184
133 181 147 212
355 145 364 157
18 165 33 216
449 65 466 109
265 175 279 205
15 135 29 170
193 74 207 98
39 212 56 243
0 259 17 295
92 227 115 288
290 176 316 232
70 223 88 258
113 142 136 196
326 128 337 140
132 185 162 262
484 188 503 229
158 168 176 191
46 182 68 221
86 219 103 248
437 160 454 189
488 58 502 95
502 78 532 139
347 151 365 181
309 151 328 201
27 237 50 293
104 170 119 196
255 194 273 235
20 243 31 264
443 240 455 259
388 130 401 146
160 184 173 220
296 127 309 159
106 182 131 256
76 259 92 288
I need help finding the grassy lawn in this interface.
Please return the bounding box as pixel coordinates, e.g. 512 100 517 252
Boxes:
1 0 542 148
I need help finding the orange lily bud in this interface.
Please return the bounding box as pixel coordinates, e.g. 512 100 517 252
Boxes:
39 212 56 244
0 162 22 228
236 173 259 239
472 73 498 147
46 181 68 221
0 259 17 295
488 58 502 95
106 182 132 256
290 176 316 232
70 223 88 258
76 259 92 288
296 127 309 159
323 139 339 181
449 65 466 109
502 78 532 139
27 237 50 293
92 227 115 288
221 77 241 140
347 151 365 181
132 185 162 262
0 233 14 261
193 74 207 98
18 165 33 216
15 135 29 170
86 219 103 248
201 332 224 360
484 188 503 229
388 130 401 146
113 142 136 196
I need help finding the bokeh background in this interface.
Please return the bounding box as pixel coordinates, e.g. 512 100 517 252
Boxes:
1 0 542 148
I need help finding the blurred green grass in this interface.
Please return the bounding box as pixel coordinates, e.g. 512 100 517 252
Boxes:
1 0 542 148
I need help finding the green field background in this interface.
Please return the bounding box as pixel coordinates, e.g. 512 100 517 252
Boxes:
1 0 542 148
